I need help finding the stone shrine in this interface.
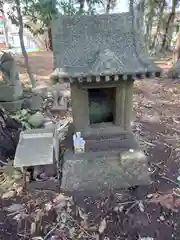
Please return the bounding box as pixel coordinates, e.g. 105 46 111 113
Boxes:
52 12 161 191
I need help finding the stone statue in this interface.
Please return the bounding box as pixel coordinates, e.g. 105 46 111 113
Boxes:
0 52 20 85
0 52 23 103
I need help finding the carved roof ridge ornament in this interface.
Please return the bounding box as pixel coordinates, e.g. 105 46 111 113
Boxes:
92 49 125 75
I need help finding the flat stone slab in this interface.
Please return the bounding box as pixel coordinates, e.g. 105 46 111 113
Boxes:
0 84 23 102
14 128 54 168
0 99 23 112
61 150 151 191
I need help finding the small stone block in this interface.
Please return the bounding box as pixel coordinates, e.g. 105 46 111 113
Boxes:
14 128 54 168
0 99 23 112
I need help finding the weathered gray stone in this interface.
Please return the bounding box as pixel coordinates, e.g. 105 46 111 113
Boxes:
169 59 180 78
61 150 150 191
52 13 161 80
0 99 23 112
51 11 159 192
47 83 70 111
0 52 23 102
32 85 48 98
0 53 23 112
14 128 55 168
0 84 23 102
28 112 45 128
33 164 56 179
51 96 68 111
0 52 21 85
84 131 139 152
44 121 56 129
23 94 43 111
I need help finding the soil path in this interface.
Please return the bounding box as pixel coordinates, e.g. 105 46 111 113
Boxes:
1 52 180 240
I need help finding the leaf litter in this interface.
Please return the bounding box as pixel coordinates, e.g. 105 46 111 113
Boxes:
3 77 180 239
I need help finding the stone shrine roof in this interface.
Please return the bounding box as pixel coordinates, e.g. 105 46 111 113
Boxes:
52 13 161 81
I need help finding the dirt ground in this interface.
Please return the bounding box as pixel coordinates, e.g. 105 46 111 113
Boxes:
1 52 180 239
15 51 53 86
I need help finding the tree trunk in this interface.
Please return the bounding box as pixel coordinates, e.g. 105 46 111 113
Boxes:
144 0 155 52
2 10 10 48
79 0 85 13
47 27 53 51
150 0 166 51
173 31 180 63
15 0 36 88
161 0 177 51
0 105 22 163
106 0 111 13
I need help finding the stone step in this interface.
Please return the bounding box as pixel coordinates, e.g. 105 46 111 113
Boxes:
85 135 139 152
84 132 129 141
62 149 150 192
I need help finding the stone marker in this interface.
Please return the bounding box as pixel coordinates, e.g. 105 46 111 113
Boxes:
51 10 161 191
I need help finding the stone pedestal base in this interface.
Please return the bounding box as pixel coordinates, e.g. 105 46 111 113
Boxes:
0 84 23 102
0 99 23 112
61 148 151 192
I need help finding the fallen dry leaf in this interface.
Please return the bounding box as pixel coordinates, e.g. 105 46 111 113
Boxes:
98 218 107 234
60 211 68 223
31 222 36 235
149 192 177 211
69 226 76 238
139 237 154 240
138 201 145 212
32 237 43 240
45 202 53 212
16 186 23 195
33 209 44 223
78 207 88 221
53 193 70 203
80 219 88 229
13 212 29 221
6 203 24 213
2 190 16 199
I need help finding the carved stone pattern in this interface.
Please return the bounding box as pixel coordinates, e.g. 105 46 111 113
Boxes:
52 13 161 79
